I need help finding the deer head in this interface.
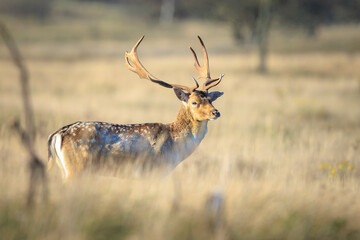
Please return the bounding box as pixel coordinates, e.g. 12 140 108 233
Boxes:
125 35 224 122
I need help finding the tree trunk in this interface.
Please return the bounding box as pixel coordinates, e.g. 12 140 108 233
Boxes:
160 0 176 25
256 0 272 74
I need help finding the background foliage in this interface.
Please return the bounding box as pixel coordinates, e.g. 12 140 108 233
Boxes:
1 0 360 239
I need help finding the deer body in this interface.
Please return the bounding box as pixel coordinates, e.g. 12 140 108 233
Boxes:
48 36 224 179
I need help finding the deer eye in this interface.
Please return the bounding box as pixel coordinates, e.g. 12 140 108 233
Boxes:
191 101 198 106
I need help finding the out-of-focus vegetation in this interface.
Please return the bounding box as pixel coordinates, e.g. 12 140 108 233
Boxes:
1 0 360 239
1 0 359 72
0 0 54 18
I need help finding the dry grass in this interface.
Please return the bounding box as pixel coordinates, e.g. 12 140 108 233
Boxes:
1 17 360 239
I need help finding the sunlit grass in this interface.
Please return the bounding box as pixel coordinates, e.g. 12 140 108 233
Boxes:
1 17 360 239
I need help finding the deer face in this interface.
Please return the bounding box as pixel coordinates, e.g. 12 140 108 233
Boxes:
174 88 224 121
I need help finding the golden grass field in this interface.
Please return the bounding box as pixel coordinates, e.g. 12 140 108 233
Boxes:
1 5 360 238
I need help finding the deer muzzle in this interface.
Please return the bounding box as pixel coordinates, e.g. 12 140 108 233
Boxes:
210 109 220 120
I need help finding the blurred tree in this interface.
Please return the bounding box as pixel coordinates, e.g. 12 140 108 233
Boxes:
278 0 334 36
215 0 260 43
0 0 54 18
256 0 272 73
334 0 360 22
0 22 48 206
160 0 175 25
278 0 360 35
214 0 276 73
213 0 360 73
175 0 217 19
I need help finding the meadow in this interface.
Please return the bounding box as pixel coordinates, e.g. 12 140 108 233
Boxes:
1 3 360 239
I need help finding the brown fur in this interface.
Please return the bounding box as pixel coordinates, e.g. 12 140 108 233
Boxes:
48 90 222 179
48 36 224 179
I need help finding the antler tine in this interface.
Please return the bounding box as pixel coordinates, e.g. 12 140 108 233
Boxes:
125 36 199 93
190 36 210 81
198 36 210 79
204 74 224 92
190 36 224 92
192 77 199 88
125 36 154 80
190 77 200 92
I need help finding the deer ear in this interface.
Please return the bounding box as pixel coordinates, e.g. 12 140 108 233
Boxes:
209 91 224 102
173 88 189 103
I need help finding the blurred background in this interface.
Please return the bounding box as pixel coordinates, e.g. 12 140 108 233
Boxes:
1 0 360 239
0 0 359 69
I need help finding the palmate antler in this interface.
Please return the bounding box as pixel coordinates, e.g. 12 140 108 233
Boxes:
125 36 223 93
125 36 199 93
190 36 224 92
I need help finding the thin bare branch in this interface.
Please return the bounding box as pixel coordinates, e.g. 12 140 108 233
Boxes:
0 21 48 206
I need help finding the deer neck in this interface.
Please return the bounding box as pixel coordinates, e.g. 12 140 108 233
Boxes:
169 104 208 143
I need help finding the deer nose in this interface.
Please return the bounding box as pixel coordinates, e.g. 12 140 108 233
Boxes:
211 109 220 118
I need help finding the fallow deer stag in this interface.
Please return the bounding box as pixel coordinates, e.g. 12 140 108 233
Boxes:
48 36 224 179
